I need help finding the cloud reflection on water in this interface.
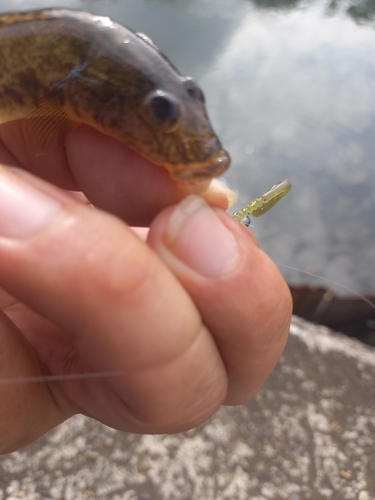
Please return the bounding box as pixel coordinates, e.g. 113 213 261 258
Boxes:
0 0 374 292
198 5 375 292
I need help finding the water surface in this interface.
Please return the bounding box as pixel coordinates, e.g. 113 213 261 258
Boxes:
2 0 375 294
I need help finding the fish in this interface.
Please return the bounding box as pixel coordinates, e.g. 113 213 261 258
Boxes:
0 8 230 189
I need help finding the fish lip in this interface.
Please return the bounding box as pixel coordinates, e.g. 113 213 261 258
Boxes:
173 150 231 181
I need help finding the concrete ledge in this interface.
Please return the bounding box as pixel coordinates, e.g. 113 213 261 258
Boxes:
1 316 375 500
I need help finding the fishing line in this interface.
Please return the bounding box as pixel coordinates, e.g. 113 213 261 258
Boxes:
0 370 125 385
1 180 372 385
276 262 375 312
1 266 373 386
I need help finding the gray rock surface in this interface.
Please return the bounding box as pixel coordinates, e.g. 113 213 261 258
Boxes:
1 316 375 500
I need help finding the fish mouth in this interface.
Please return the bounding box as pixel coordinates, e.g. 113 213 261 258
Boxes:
173 150 231 181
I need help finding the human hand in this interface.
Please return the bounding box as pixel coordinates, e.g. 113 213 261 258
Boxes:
0 121 292 454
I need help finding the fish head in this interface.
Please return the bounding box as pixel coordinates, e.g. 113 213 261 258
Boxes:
63 29 230 186
137 76 231 183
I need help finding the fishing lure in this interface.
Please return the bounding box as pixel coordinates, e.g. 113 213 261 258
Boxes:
232 179 292 226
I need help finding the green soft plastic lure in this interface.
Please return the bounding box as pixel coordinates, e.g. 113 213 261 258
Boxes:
232 179 292 226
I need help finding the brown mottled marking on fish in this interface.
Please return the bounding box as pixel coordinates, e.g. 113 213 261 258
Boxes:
0 8 231 186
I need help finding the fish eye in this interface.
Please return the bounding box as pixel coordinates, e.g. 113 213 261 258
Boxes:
183 78 205 103
144 90 179 131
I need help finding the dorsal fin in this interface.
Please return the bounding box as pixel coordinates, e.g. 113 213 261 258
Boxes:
26 98 80 155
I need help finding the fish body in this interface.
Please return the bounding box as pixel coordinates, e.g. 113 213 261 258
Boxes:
0 9 230 183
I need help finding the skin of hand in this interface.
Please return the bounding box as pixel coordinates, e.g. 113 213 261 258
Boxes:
0 120 292 454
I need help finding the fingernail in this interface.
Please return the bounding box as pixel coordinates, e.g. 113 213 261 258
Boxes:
165 195 239 277
0 167 61 238
202 178 238 208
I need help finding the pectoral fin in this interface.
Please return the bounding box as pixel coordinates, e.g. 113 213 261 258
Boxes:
26 99 80 155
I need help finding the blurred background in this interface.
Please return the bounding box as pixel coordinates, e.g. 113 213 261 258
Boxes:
2 0 375 298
